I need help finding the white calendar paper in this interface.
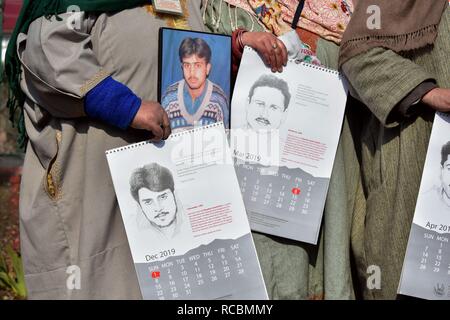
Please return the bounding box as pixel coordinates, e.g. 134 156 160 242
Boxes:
230 47 348 244
106 123 267 300
399 112 450 300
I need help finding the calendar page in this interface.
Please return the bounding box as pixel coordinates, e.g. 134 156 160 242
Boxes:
106 123 267 300
399 112 450 300
230 47 348 244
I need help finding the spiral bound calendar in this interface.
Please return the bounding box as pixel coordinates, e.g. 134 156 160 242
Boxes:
230 47 348 244
106 123 267 300
399 112 450 300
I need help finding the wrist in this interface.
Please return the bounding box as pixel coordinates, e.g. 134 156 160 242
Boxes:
422 88 439 108
239 30 249 49
422 87 450 111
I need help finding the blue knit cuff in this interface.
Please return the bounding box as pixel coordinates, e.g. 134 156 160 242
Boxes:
84 76 141 130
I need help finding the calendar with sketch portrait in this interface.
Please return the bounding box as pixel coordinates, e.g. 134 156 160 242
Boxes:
106 123 267 300
399 112 450 300
230 47 348 244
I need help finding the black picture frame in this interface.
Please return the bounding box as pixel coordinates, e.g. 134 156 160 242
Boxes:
158 27 232 130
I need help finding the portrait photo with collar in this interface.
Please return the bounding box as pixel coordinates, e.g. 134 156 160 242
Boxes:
160 29 231 132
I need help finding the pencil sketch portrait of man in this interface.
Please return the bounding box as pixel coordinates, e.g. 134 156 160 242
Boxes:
129 163 187 239
415 141 450 229
246 74 291 131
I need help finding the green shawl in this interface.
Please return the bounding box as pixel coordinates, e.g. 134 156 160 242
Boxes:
4 0 151 147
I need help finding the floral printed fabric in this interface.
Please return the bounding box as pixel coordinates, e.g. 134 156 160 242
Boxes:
249 0 292 35
223 0 353 44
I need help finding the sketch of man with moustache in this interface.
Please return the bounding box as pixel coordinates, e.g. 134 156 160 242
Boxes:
129 163 188 239
245 74 291 132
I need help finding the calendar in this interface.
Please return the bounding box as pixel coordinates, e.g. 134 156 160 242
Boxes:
234 163 329 243
399 112 450 300
230 47 348 244
106 123 267 299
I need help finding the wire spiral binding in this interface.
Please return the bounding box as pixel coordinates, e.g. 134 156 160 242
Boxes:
105 122 223 155
295 61 340 76
243 46 340 76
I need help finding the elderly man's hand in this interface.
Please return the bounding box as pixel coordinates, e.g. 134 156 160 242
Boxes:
422 88 450 112
130 101 171 141
241 31 288 73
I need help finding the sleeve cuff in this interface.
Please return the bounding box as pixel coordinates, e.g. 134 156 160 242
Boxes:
84 76 141 130
397 80 438 117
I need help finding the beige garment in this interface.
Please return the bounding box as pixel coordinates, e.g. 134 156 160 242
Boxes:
18 3 206 299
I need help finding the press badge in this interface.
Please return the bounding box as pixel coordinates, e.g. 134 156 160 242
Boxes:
153 0 183 15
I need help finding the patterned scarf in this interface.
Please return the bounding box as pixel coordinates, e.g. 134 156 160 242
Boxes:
222 0 353 42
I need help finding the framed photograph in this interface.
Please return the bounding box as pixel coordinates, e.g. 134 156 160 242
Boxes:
158 27 232 133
